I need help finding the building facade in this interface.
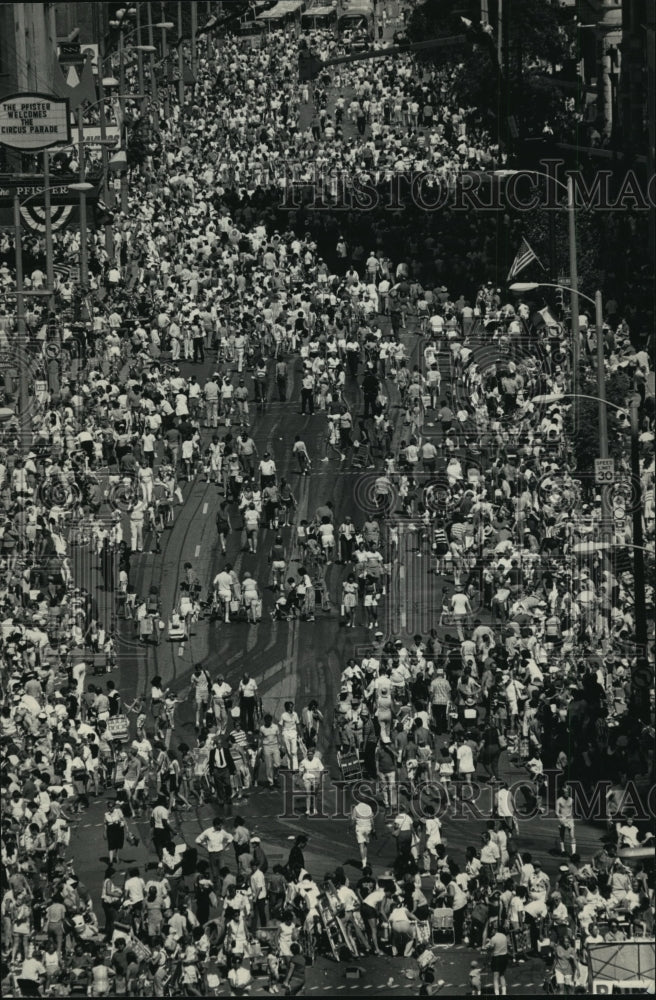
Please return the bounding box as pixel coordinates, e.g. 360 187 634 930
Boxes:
0 3 58 99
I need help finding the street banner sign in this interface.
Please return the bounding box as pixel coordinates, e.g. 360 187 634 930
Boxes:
594 458 615 484
0 173 99 200
51 124 121 151
0 93 71 150
0 173 100 233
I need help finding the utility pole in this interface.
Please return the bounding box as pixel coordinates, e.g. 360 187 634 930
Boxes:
567 174 580 434
119 30 128 214
161 3 171 120
595 290 612 539
42 150 55 313
136 3 146 111
629 398 650 722
13 193 30 444
178 0 185 107
147 3 161 138
77 107 89 289
191 1 198 81
97 72 115 260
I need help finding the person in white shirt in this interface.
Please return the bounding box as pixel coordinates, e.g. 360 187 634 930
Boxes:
450 588 472 641
259 453 277 488
211 677 232 729
616 816 654 849
422 806 442 872
495 781 519 836
238 673 258 732
585 923 604 945
455 737 475 784
249 861 268 929
351 801 374 868
227 955 252 994
555 785 576 857
279 701 300 771
150 796 172 857
196 817 234 887
336 883 370 952
298 747 324 816
214 566 237 623
124 868 147 921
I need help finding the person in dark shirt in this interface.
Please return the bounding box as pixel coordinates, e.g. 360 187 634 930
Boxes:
361 367 379 419
357 866 377 899
283 942 306 995
287 835 307 879
111 937 129 992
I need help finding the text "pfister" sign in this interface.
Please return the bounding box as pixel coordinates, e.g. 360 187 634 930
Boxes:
0 92 71 151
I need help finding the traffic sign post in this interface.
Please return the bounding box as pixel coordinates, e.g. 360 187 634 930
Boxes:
594 458 615 484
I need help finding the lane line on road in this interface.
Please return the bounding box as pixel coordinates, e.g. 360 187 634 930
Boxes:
399 530 407 631
195 544 201 558
202 502 209 515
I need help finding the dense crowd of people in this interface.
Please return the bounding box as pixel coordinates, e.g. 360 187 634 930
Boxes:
0 1 653 996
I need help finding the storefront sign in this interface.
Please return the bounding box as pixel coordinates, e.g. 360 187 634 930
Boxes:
0 93 71 150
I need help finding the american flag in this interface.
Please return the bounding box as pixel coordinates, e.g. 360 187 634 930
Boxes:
53 263 71 281
507 237 544 281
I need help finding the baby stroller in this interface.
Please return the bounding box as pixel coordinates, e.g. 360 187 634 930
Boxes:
167 612 188 641
145 585 162 645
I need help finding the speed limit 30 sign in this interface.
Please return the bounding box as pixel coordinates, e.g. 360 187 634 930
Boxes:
594 458 615 484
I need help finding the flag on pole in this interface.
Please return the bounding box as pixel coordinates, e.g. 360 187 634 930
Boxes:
507 237 544 281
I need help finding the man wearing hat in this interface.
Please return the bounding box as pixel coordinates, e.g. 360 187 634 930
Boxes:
250 837 268 874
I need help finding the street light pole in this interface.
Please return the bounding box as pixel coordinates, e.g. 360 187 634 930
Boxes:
119 30 128 214
177 0 185 107
567 174 580 436
76 107 89 289
629 398 650 721
12 192 30 440
161 6 171 121
136 3 146 106
147 3 161 138
42 149 55 313
191 1 198 82
97 73 115 261
594 289 613 540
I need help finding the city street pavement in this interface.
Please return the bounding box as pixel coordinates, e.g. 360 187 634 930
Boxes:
68 303 608 934
63 10 608 987
191 947 547 995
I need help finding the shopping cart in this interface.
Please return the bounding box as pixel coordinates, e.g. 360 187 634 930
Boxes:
167 613 188 641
